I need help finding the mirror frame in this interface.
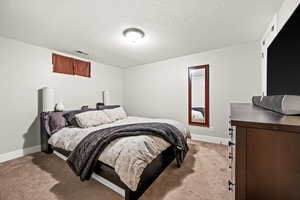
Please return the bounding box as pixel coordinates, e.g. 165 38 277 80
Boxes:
188 65 209 127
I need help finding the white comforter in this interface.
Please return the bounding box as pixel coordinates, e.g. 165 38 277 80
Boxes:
48 116 190 191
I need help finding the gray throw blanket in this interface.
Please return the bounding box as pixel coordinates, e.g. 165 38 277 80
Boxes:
67 123 189 181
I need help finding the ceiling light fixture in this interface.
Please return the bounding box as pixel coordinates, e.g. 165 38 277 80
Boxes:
123 28 145 43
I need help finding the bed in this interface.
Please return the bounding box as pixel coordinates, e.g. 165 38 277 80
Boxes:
40 106 190 200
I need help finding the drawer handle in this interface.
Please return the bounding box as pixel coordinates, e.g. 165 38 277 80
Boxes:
228 141 235 146
228 128 233 136
229 152 233 159
228 180 235 191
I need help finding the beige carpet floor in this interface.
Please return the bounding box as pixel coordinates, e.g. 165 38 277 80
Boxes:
0 141 231 200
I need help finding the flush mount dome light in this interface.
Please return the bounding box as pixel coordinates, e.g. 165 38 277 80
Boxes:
123 28 145 43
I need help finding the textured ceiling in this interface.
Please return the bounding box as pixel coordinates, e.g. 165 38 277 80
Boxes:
0 0 283 68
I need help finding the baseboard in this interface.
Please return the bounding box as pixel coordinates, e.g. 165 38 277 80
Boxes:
191 134 228 145
0 145 41 163
53 150 125 197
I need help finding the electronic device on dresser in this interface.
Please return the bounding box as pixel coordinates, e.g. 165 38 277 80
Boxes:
228 103 300 200
267 5 300 95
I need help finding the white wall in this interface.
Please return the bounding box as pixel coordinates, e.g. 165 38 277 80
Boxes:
0 36 123 154
278 0 300 31
124 42 261 138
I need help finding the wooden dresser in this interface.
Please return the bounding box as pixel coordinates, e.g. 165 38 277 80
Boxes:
229 103 300 200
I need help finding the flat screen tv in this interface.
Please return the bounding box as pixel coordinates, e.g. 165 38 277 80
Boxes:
267 5 300 95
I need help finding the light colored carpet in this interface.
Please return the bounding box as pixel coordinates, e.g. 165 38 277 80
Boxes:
0 141 231 200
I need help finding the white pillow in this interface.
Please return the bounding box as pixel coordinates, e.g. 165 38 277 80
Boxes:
75 110 112 128
103 107 127 122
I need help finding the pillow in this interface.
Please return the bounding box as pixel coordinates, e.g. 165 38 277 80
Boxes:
103 107 127 122
63 109 96 126
49 112 67 134
75 110 112 128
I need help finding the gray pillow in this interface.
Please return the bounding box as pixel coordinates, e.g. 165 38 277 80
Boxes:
49 112 66 134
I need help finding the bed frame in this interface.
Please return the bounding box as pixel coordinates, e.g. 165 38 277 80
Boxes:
40 112 177 200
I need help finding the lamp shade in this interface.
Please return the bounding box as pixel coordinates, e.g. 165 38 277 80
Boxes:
42 87 55 112
102 91 110 105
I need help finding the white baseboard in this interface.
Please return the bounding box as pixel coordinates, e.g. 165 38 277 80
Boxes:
53 151 125 197
0 145 41 163
191 134 228 145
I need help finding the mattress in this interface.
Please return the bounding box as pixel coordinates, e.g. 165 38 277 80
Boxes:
48 116 190 191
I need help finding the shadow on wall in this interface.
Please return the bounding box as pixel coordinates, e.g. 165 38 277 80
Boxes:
22 89 43 150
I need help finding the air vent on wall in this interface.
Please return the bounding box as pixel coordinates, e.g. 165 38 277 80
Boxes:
75 50 89 56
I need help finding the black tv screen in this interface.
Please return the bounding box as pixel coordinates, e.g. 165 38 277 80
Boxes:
267 5 300 95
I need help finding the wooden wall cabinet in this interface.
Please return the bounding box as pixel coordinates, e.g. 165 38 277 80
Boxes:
52 53 91 77
229 103 300 200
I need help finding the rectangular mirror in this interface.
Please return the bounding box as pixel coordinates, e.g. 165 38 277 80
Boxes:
188 65 209 126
